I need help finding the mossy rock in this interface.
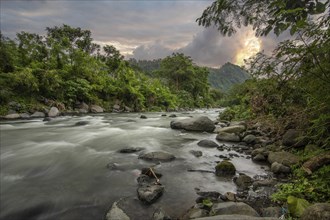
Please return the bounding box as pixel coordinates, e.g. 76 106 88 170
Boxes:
215 161 236 176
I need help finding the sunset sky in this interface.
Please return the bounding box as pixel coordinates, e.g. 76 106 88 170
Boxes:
1 0 289 68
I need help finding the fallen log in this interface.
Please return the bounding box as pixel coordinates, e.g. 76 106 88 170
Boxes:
302 152 330 175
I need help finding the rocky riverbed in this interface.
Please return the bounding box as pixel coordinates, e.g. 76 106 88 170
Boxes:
2 109 326 220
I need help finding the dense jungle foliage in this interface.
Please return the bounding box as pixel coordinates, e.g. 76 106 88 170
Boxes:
0 25 221 114
199 0 330 207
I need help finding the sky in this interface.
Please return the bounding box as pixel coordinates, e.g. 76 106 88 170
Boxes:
0 0 287 68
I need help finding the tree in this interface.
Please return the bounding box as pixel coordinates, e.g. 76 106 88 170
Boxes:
102 45 124 73
197 0 328 36
198 0 330 147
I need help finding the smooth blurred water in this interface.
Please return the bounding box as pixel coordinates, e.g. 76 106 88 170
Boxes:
0 109 267 220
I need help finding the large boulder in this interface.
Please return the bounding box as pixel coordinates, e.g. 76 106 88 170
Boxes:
282 129 307 147
90 104 104 113
105 201 130 220
48 107 60 117
137 184 165 204
215 125 246 134
301 203 330 220
215 161 236 176
197 140 219 148
216 132 240 142
139 151 175 162
76 102 89 111
268 151 300 166
170 116 215 132
210 202 259 217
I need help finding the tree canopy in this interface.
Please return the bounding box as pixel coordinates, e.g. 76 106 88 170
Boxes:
0 24 218 114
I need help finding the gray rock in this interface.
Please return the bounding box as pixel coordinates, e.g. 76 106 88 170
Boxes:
169 114 177 118
76 102 89 112
215 125 246 134
301 203 330 220
137 184 165 204
271 162 291 174
105 201 130 220
215 161 236 176
113 104 121 111
137 174 152 186
197 140 219 148
253 154 267 162
268 151 299 166
139 151 175 162
210 202 259 216
48 107 59 117
90 104 103 113
243 134 257 144
282 129 306 147
184 208 209 219
78 109 88 114
190 150 203 157
31 111 45 118
252 179 276 190
4 113 20 119
140 115 147 119
170 116 215 132
152 207 171 220
124 106 132 112
233 173 253 190
251 147 269 157
216 132 240 142
20 113 30 119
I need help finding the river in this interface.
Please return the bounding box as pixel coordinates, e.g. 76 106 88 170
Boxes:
0 109 267 220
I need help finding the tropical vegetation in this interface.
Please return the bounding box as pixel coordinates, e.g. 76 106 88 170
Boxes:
198 0 330 209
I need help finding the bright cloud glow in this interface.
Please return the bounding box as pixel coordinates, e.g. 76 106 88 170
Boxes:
235 32 261 66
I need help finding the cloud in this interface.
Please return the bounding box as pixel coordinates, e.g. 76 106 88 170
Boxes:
1 0 286 67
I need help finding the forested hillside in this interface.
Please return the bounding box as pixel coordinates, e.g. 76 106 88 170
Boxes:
129 59 249 92
208 63 250 92
0 25 218 115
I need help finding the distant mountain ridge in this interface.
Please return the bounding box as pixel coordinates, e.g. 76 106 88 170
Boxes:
208 62 250 92
128 59 250 92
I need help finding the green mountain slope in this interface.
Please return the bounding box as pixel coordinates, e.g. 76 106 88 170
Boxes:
208 63 250 92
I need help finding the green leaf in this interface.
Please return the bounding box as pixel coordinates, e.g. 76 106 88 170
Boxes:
202 199 213 208
287 196 310 217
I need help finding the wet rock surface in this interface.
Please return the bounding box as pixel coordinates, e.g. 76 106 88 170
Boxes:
137 184 165 204
138 151 175 162
170 116 215 132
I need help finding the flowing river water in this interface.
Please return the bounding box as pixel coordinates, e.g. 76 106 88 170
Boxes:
0 109 268 220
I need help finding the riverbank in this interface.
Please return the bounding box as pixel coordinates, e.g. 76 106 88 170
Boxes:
1 111 329 220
